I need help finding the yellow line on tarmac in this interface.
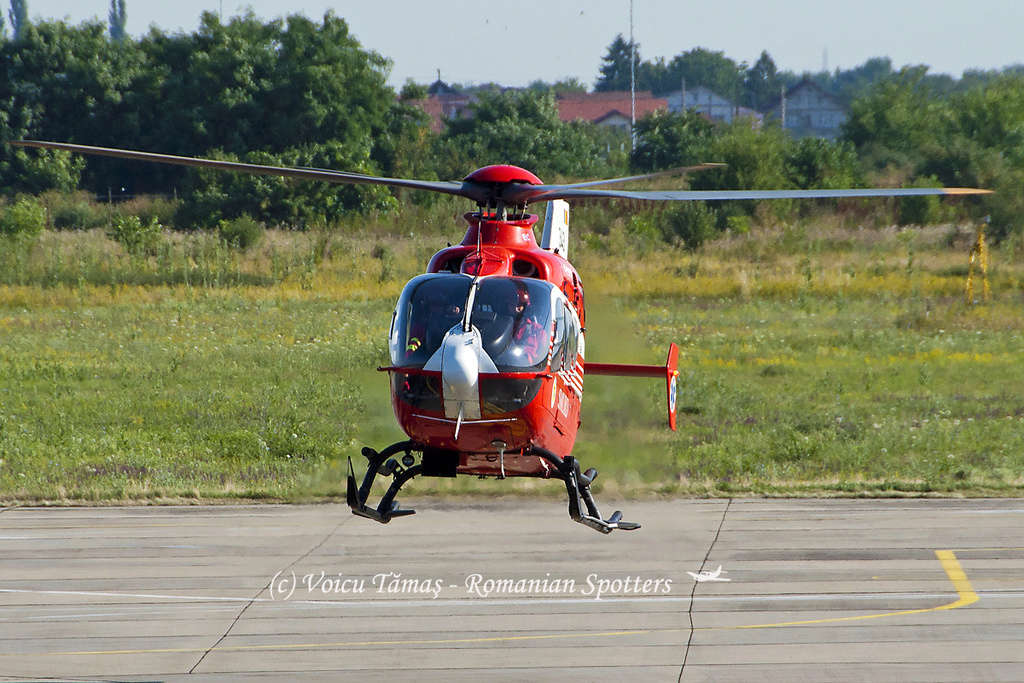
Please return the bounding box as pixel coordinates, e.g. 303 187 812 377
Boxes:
3 550 980 657
717 549 978 630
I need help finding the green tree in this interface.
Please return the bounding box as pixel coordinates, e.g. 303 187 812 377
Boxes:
784 138 860 190
595 34 638 92
0 11 407 223
663 48 745 101
744 51 779 111
692 121 793 226
630 109 716 172
132 11 400 222
0 19 137 193
138 12 392 156
694 122 790 192
841 66 946 171
819 57 894 104
137 12 289 157
439 90 614 180
371 100 436 182
0 195 46 237
528 77 588 96
919 75 1024 239
952 74 1024 154
108 0 127 42
398 79 427 101
174 143 395 229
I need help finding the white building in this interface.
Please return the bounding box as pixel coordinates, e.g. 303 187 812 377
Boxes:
665 85 762 125
769 80 847 140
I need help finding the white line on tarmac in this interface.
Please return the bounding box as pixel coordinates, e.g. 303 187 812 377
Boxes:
0 586 980 610
0 536 45 539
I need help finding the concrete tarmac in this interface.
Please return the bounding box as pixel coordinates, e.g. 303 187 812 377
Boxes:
1 498 1022 681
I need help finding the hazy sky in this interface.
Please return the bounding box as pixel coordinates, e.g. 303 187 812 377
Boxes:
23 1 1024 88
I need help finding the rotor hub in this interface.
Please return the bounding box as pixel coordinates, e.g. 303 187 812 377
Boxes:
463 165 542 185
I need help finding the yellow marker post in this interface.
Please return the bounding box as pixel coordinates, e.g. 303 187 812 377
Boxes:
966 218 990 304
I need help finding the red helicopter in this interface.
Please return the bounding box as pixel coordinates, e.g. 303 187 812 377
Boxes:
12 140 990 532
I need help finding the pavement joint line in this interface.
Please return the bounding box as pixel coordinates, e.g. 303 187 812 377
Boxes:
679 498 731 682
187 514 352 674
0 549 982 658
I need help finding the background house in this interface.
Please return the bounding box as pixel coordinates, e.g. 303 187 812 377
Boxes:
665 85 763 125
556 91 668 131
768 79 847 139
408 80 475 133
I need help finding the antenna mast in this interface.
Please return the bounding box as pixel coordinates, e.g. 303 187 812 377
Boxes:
629 0 636 149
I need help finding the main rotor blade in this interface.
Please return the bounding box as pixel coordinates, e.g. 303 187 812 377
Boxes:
10 140 471 198
520 186 993 204
535 163 726 190
10 140 992 208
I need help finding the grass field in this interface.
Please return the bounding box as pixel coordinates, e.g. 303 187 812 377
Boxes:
2 206 1023 502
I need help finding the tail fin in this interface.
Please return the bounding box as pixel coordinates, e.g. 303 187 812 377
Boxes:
541 199 570 259
666 342 679 430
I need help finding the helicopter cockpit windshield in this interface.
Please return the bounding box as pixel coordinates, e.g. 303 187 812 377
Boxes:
471 277 553 371
390 274 555 372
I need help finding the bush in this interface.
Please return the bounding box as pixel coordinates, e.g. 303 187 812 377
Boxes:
661 201 719 250
897 176 944 226
52 201 105 231
45 192 107 231
785 138 860 190
129 196 181 229
218 214 265 250
106 215 165 255
0 197 47 238
631 110 716 172
724 213 751 234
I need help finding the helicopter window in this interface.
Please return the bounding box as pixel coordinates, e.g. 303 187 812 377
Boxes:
471 278 554 372
480 377 544 415
390 274 555 372
392 372 443 412
390 274 471 367
563 306 579 370
550 303 567 372
512 259 539 277
438 256 464 273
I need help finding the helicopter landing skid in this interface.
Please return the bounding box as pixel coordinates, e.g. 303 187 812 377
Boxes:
346 441 422 523
346 441 640 533
530 446 641 534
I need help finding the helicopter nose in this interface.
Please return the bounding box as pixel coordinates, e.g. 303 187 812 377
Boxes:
439 327 497 429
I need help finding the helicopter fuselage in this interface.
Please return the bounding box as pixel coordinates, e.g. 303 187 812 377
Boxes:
383 210 585 477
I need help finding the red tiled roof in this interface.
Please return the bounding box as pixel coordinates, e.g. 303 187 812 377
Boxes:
556 91 668 123
406 94 474 133
409 98 444 132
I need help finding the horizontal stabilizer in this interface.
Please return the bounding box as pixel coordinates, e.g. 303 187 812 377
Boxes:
586 343 679 430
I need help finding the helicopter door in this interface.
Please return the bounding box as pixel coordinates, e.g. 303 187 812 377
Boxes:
563 307 580 377
550 299 582 432
558 303 582 396
549 303 566 372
